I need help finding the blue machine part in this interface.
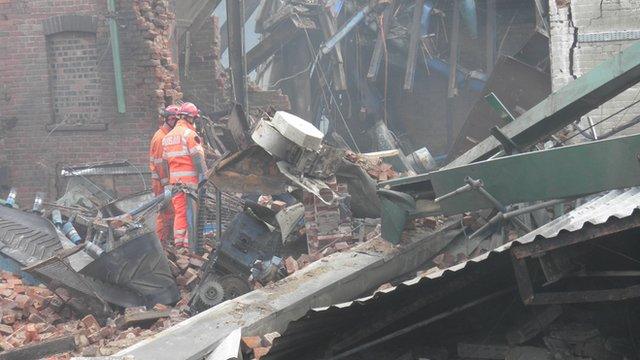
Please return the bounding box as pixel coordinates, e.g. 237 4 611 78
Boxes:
420 1 434 36
425 58 486 92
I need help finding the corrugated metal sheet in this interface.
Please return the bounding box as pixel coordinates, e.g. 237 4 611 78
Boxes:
264 188 640 359
314 187 640 312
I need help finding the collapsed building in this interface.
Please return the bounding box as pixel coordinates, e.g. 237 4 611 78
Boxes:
2 0 640 359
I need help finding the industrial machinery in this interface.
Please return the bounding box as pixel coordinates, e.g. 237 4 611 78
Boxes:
189 198 304 313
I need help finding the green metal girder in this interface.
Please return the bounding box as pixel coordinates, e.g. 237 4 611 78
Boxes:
446 39 640 168
485 92 515 122
382 133 640 219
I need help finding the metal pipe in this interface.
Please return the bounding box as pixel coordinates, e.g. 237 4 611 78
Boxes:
469 198 566 239
107 0 126 113
321 5 370 55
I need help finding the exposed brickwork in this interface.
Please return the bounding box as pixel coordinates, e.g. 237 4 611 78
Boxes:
303 178 353 254
181 15 226 115
549 0 640 141
132 0 182 109
47 32 101 125
0 0 178 203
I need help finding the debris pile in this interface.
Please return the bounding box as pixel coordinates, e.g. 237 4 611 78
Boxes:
0 270 188 358
241 332 280 360
346 152 400 181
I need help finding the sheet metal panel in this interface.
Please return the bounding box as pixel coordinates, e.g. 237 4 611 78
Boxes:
265 187 640 358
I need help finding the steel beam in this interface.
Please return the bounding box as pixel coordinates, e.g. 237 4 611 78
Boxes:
227 0 248 111
446 40 640 168
383 133 640 216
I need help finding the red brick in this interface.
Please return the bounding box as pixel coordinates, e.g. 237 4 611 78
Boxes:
241 336 262 350
253 346 270 359
284 257 298 275
81 314 101 332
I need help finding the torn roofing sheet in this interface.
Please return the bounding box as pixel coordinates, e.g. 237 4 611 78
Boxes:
264 187 640 358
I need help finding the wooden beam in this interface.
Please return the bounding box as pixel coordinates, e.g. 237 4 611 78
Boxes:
246 18 302 73
318 10 348 91
403 0 425 91
116 310 171 330
227 0 248 110
180 0 222 42
0 335 76 360
367 2 395 81
219 0 262 55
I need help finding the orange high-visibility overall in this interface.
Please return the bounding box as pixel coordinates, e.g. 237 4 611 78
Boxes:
149 124 173 244
162 120 205 249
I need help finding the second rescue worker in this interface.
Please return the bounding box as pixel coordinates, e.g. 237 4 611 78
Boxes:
149 105 180 244
161 102 208 250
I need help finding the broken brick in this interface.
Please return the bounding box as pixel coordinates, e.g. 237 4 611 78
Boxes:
253 346 271 359
262 332 280 346
270 200 287 212
81 314 101 332
242 336 263 350
14 294 32 311
0 324 13 335
2 311 16 325
284 257 299 275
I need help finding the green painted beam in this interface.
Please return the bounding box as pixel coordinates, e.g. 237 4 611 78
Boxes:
445 40 640 168
107 0 126 113
411 133 640 216
485 92 515 122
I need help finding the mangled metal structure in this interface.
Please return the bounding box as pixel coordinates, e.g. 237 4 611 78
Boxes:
0 185 180 317
116 24 640 359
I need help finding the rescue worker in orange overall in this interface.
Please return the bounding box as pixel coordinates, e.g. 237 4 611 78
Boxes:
161 102 208 250
149 105 179 244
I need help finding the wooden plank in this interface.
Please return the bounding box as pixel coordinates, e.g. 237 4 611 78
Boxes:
367 2 395 80
506 305 562 345
246 18 302 73
0 335 76 360
116 310 171 330
318 10 348 91
403 0 425 91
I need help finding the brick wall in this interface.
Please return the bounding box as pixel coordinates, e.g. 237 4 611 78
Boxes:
0 0 178 203
47 32 102 125
549 0 640 141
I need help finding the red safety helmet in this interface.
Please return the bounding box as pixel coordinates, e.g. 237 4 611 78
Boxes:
180 102 200 120
160 105 180 128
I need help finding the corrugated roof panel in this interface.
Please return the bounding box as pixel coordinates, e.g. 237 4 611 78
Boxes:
307 187 640 313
